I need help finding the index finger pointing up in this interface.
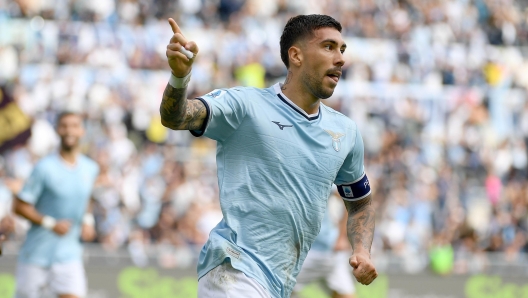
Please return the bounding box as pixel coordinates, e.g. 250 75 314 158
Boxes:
168 18 183 36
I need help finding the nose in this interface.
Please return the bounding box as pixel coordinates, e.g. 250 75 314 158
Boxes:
335 51 345 67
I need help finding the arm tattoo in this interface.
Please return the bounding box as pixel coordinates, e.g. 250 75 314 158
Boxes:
160 84 207 130
344 195 375 253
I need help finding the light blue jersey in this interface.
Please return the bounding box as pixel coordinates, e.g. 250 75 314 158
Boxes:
17 154 99 267
193 83 369 298
310 208 339 252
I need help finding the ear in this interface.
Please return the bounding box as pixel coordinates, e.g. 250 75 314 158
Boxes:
288 46 303 67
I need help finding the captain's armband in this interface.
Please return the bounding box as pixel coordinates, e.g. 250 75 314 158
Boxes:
336 173 371 201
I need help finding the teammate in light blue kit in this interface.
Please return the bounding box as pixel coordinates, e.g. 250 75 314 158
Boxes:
161 14 378 298
13 112 99 298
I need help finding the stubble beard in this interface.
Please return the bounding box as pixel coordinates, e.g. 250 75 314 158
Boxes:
60 139 78 153
301 70 334 100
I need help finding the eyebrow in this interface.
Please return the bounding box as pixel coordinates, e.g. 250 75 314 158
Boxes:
320 39 347 49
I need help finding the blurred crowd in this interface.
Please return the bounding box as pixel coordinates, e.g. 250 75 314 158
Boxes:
1 0 528 274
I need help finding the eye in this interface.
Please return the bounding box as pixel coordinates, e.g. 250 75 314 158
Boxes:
325 44 332 50
340 49 345 54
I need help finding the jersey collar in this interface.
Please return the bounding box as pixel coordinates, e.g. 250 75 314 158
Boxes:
56 152 78 169
273 83 320 121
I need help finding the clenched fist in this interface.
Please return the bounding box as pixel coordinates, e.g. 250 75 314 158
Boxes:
350 251 378 285
166 18 199 78
52 220 71 236
81 223 96 242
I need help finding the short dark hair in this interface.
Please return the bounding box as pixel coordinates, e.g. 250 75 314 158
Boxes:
56 111 80 126
280 14 342 68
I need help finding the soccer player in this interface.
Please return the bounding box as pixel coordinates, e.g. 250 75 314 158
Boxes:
13 112 99 298
161 14 377 298
293 194 356 298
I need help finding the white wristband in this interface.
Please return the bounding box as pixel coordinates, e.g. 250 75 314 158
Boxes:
41 216 57 230
83 214 95 226
168 71 191 88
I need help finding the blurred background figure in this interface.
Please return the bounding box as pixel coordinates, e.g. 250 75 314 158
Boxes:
12 112 99 298
0 0 528 296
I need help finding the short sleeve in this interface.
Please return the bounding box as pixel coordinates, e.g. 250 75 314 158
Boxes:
334 127 371 201
191 88 248 142
18 162 46 205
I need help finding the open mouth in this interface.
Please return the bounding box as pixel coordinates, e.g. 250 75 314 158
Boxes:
62 135 77 144
327 73 340 83
327 71 341 83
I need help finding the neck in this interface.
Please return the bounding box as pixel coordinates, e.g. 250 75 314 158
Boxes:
281 70 320 115
59 148 78 165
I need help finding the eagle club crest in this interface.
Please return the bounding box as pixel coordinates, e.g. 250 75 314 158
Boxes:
207 90 225 98
324 129 345 152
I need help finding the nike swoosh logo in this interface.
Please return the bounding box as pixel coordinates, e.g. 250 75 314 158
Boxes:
272 121 293 130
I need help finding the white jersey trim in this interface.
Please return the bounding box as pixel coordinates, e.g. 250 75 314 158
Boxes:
273 83 320 119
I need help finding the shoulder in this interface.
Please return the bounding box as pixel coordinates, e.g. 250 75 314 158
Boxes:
199 86 269 110
228 86 266 98
321 104 358 132
34 154 58 171
202 86 264 99
78 155 100 174
27 155 58 179
229 86 262 93
38 154 55 164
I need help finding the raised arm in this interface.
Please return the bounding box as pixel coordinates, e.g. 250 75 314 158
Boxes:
160 18 207 130
344 194 377 285
160 84 207 130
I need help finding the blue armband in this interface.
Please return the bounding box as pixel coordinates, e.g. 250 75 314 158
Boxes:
337 173 371 201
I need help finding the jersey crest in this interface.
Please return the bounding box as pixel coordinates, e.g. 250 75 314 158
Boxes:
324 129 345 152
207 90 225 98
